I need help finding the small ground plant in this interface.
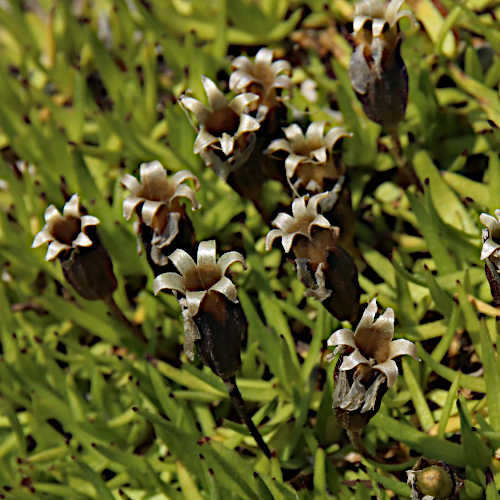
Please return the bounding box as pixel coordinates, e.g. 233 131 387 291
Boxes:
1 0 500 498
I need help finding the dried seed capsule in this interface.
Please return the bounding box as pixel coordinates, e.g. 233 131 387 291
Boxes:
153 241 247 379
154 241 271 458
227 48 292 198
32 194 117 300
407 458 463 500
266 192 360 322
327 298 419 430
121 160 199 272
348 0 416 131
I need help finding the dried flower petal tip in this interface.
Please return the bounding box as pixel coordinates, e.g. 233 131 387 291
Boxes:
179 76 261 181
480 210 500 307
348 0 415 130
327 299 419 430
407 458 463 500
265 192 338 256
153 241 247 378
229 48 292 122
32 195 117 301
32 194 100 261
265 123 352 192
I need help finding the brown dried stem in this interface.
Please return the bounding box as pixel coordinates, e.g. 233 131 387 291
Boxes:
223 375 271 459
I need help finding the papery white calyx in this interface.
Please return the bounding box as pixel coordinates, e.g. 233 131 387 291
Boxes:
266 192 338 254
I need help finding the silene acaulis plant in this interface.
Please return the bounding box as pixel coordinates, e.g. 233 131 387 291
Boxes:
32 194 117 301
327 298 419 431
121 160 199 274
348 0 416 131
266 192 360 322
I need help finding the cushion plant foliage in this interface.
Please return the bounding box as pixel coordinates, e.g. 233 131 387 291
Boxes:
0 0 500 498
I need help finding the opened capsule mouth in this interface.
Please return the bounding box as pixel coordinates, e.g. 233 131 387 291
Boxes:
362 19 373 31
206 108 240 137
51 217 81 245
184 267 221 293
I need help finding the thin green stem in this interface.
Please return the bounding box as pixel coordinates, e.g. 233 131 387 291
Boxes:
223 375 272 459
389 129 406 168
347 429 387 464
389 129 419 188
105 296 147 345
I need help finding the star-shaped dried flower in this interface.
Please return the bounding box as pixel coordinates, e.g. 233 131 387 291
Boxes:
328 298 419 386
153 241 247 378
229 48 292 122
266 192 338 259
265 122 351 193
121 160 199 266
179 76 261 181
122 161 199 230
32 194 117 301
32 194 100 261
327 298 419 427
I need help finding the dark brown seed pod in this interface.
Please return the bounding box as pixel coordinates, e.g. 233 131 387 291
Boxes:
59 229 117 301
193 292 245 379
